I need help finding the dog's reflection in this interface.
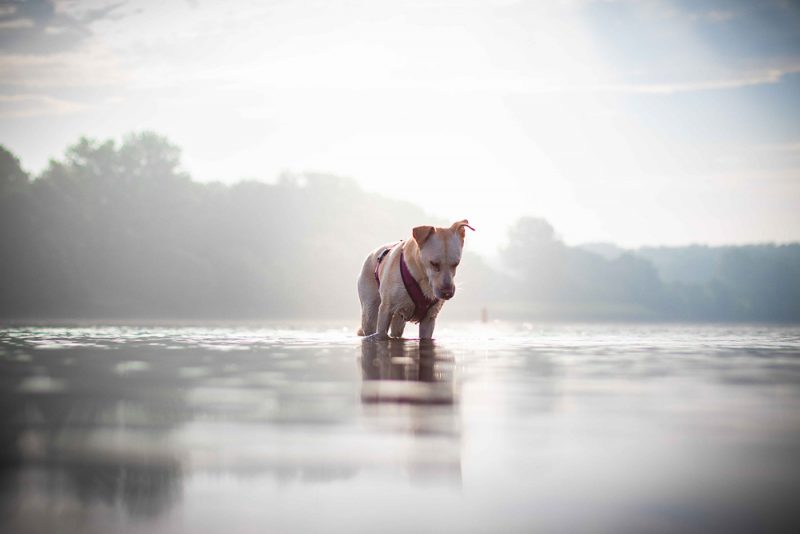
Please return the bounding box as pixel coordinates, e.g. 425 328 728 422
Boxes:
360 339 455 404
359 338 461 484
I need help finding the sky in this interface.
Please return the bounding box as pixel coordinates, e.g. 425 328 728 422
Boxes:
1 0 799 255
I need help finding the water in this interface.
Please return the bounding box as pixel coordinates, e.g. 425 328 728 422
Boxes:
1 322 799 533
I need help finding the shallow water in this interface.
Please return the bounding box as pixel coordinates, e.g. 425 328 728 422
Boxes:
1 322 799 533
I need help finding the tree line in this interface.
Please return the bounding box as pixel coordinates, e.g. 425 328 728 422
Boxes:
1 132 798 322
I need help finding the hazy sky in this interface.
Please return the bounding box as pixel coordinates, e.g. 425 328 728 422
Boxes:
1 0 799 254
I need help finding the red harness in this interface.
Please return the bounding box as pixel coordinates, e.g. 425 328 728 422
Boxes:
374 243 439 323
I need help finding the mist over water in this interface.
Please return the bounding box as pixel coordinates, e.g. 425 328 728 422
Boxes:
2 135 799 323
1 323 798 533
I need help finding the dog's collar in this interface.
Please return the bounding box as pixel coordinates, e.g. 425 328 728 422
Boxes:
400 251 439 323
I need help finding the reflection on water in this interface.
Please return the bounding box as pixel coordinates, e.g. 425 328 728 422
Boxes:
359 339 461 483
360 339 455 404
0 338 188 532
0 323 799 533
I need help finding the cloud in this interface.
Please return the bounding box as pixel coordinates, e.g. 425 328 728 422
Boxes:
0 0 124 54
0 92 85 117
580 0 800 87
602 63 800 94
0 46 128 87
755 142 800 154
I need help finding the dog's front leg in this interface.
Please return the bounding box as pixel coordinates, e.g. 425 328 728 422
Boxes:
390 314 406 338
419 317 436 340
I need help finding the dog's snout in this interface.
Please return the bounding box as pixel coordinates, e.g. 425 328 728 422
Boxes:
439 285 456 300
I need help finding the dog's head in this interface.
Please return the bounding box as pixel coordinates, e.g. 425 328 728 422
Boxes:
412 219 475 300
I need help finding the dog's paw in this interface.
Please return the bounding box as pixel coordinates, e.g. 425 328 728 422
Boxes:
363 332 390 341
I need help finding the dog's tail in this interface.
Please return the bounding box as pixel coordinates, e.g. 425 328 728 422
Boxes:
357 327 365 336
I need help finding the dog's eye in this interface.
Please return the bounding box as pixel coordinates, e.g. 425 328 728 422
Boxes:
430 262 440 271
452 262 459 268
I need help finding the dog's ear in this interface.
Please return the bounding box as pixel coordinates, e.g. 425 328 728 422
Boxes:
451 219 476 242
412 225 435 247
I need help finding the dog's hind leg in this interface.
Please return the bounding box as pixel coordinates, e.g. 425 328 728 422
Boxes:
361 297 380 336
357 256 380 336
390 314 406 338
373 301 392 339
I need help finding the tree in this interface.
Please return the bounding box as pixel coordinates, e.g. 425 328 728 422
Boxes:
0 145 28 194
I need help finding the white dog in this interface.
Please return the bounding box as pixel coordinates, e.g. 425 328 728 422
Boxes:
357 220 474 339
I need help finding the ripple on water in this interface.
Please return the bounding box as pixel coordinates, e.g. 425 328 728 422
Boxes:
114 360 151 374
17 375 67 393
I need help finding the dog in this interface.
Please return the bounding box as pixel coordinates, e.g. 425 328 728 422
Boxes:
357 220 474 339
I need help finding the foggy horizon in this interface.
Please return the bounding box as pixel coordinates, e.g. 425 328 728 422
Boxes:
3 131 799 323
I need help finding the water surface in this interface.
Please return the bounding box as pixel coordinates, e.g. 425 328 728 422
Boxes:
1 322 799 533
